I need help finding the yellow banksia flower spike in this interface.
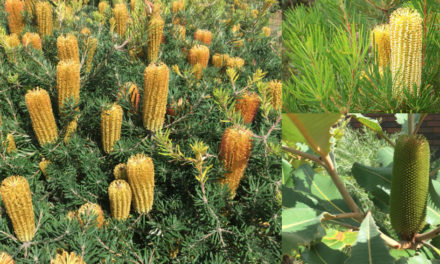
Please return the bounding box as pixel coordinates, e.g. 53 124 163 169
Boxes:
101 104 123 154
63 118 78 143
80 27 91 36
85 37 98 73
22 32 42 50
118 82 140 113
50 250 85 264
25 88 58 146
267 80 282 110
188 45 209 68
5 34 20 48
114 163 128 181
5 0 25 35
0 252 14 264
24 0 35 16
226 57 245 69
390 8 423 96
98 1 109 14
262 26 270 37
174 25 186 40
235 93 260 124
6 133 17 153
0 176 35 242
219 127 253 198
147 14 165 62
39 159 51 179
192 63 203 80
142 62 169 131
114 4 128 37
171 0 184 13
212 53 230 68
77 202 105 228
126 153 155 214
371 24 390 68
56 60 80 112
35 2 53 36
57 34 80 63
194 29 212 45
108 179 132 220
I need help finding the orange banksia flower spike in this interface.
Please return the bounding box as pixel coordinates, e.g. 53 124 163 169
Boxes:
5 0 25 35
22 32 42 50
57 34 80 63
235 92 260 124
35 2 53 36
50 250 85 264
56 60 80 112
267 80 282 110
188 45 210 68
114 3 128 37
194 29 212 45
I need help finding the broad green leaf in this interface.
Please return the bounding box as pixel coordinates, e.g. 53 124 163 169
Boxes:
351 114 382 134
377 147 394 167
390 248 417 260
301 242 348 263
283 113 342 157
322 229 358 250
395 254 432 264
346 212 394 264
283 159 294 188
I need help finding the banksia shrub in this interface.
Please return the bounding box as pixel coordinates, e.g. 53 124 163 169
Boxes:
194 29 212 45
173 24 186 40
24 0 35 16
188 45 209 68
5 34 20 48
108 179 132 220
148 14 165 62
5 133 16 153
114 163 128 181
85 37 98 73
25 88 58 146
50 251 85 264
35 2 53 36
235 92 260 124
101 103 123 154
142 62 169 131
114 4 128 37
0 176 35 242
390 135 430 241
22 32 42 50
56 60 80 112
77 202 105 228
262 26 270 37
171 0 184 13
39 159 51 179
212 53 230 68
226 56 245 69
5 0 25 35
0 252 14 264
370 24 390 68
390 8 423 96
192 63 203 80
126 154 155 214
219 127 253 197
57 34 80 63
267 80 282 110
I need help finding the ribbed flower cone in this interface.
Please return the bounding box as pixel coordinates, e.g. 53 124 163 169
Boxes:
171 0 184 13
0 176 35 242
194 29 212 45
188 45 210 68
35 2 53 36
5 34 20 48
262 26 270 37
390 8 423 96
5 0 25 35
63 118 78 143
57 34 80 63
212 53 229 68
22 32 42 50
108 179 132 220
174 25 186 40
24 0 35 16
267 80 282 110
192 63 203 80
142 62 169 131
6 133 17 153
235 92 260 124
77 202 105 228
50 250 85 264
226 57 245 69
101 104 123 154
85 37 98 73
219 127 253 198
371 24 391 68
126 154 155 214
56 60 80 112
98 1 109 14
114 163 128 181
114 4 128 37
118 82 140 113
147 14 165 62
39 159 51 179
0 252 14 264
25 88 58 146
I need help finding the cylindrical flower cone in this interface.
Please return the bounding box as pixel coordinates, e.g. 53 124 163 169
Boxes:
126 154 155 214
5 0 25 35
25 88 58 146
174 25 186 40
262 26 270 37
0 176 35 242
5 133 17 153
219 127 253 198
85 37 98 73
371 24 390 68
35 2 53 36
194 29 212 45
50 250 85 264
39 159 51 179
188 45 209 68
142 62 169 131
57 34 80 63
63 117 78 143
192 63 203 80
24 0 36 16
171 0 184 13
56 60 80 112
101 104 123 154
0 252 14 264
22 32 42 50
114 4 128 37
147 14 165 62
77 202 105 228
5 34 20 48
108 179 132 220
212 53 229 68
114 163 128 181
98 1 109 14
267 80 282 110
118 82 140 113
226 57 245 69
235 92 260 124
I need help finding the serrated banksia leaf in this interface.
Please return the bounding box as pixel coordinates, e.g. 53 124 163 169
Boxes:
114 163 128 181
147 14 165 62
390 135 430 241
39 159 51 179
0 252 14 264
22 32 42 50
188 45 209 68
85 37 98 73
108 179 132 220
194 29 212 45
0 176 35 242
126 154 155 214
101 104 123 154
50 250 85 264
267 80 282 110
57 34 80 63
5 133 16 153
56 60 80 112
371 24 390 68
5 0 25 35
390 8 423 96
235 93 260 124
219 127 252 198
142 62 169 131
36 2 53 36
25 88 58 146
77 202 105 228
114 4 128 37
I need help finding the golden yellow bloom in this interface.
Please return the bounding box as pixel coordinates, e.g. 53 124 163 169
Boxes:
0 176 35 242
174 25 186 40
85 37 98 73
57 34 80 63
262 26 270 37
118 82 140 113
192 63 203 80
232 24 240 34
56 60 80 112
235 92 260 124
35 2 53 36
114 4 128 37
80 27 91 36
63 118 78 143
77 202 105 228
98 1 109 14
0 252 14 264
148 14 165 62
5 0 25 35
108 179 132 220
194 29 212 45
39 159 51 179
267 80 282 110
5 133 16 153
212 53 230 68
226 57 245 69
22 32 42 50
371 24 390 68
24 0 35 16
232 39 244 48
171 0 184 13
126 153 155 214
188 45 209 68
101 103 123 154
114 163 128 181
5 34 20 48
50 250 85 264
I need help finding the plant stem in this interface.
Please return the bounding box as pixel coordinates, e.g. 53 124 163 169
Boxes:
323 212 364 221
408 114 415 135
282 145 325 167
415 226 440 242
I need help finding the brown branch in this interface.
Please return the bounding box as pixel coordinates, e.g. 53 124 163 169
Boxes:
282 145 326 167
322 212 364 221
415 225 440 242
414 114 427 135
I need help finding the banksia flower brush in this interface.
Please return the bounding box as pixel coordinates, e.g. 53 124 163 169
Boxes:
219 127 253 197
5 0 25 35
56 60 80 112
22 32 42 50
50 250 85 264
212 53 230 68
171 0 184 13
36 2 53 36
370 24 390 68
235 93 260 124
194 29 212 45
77 202 105 228
118 82 140 113
262 26 270 37
57 34 80 63
114 4 128 37
5 133 17 153
108 179 132 220
126 154 155 214
0 252 14 264
114 163 128 181
267 80 282 110
188 45 210 68
390 8 423 96
25 88 58 146
85 37 98 73
226 57 245 69
98 1 109 14
0 176 35 242
148 14 165 62
174 25 186 40
101 103 123 154
142 62 169 131
39 159 51 179
24 0 35 16
5 34 20 48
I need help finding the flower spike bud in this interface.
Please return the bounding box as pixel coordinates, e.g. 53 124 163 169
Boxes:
194 29 212 45
22 32 42 50
101 104 123 154
5 133 17 153
35 2 53 36
212 53 230 68
188 45 209 68
0 176 35 242
126 154 155 214
50 250 85 264
370 24 391 68
226 57 245 69
77 202 105 228
262 26 270 37
56 60 80 112
25 88 58 146
147 14 165 62
192 63 203 80
235 93 260 124
0 252 14 264
114 4 128 37
24 0 36 16
85 37 98 73
57 34 80 63
39 159 51 179
118 82 140 113
267 80 282 110
142 62 169 131
5 0 25 35
114 163 128 181
108 179 132 220
98 1 109 14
